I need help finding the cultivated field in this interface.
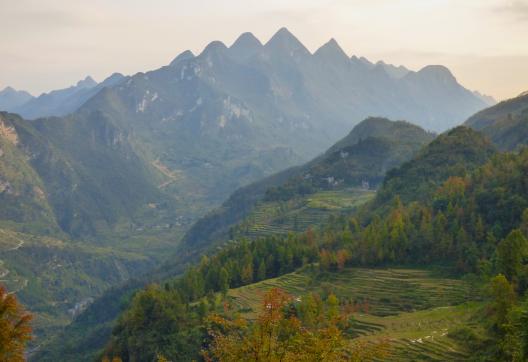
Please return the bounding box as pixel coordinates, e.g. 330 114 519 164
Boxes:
227 267 482 360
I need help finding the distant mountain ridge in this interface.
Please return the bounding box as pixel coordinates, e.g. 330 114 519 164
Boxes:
465 92 528 151
11 74 126 119
0 29 496 346
0 28 495 247
2 28 492 131
0 87 33 111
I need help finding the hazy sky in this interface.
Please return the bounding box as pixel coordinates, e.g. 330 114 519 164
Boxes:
1 0 527 100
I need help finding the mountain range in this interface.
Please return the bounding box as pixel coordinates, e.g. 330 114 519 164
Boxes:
0 74 126 119
35 89 528 361
0 28 504 359
0 28 495 243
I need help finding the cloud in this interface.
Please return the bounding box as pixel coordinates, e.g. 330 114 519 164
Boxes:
496 0 528 21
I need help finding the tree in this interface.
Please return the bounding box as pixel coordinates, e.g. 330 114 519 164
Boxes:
326 294 339 321
203 288 387 361
497 230 528 283
257 260 267 281
219 268 229 295
521 209 528 237
489 274 516 332
336 250 349 271
203 288 347 361
0 285 32 362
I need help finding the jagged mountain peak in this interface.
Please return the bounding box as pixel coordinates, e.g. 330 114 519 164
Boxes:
0 86 16 93
100 73 126 88
231 32 262 49
199 40 228 57
351 55 374 68
415 65 456 83
314 38 349 62
376 61 410 79
229 32 263 60
76 76 97 89
170 50 195 67
265 27 310 55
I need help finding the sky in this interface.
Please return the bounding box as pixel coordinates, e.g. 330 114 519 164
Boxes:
1 0 527 101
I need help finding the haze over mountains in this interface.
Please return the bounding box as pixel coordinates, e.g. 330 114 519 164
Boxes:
0 28 494 241
37 90 528 361
0 28 507 358
0 73 126 119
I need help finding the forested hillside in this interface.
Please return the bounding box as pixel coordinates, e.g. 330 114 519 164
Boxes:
179 117 434 258
466 92 528 151
40 122 528 361
104 129 528 360
0 1 522 359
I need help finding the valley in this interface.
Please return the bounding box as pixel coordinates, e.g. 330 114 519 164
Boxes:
0 14 526 362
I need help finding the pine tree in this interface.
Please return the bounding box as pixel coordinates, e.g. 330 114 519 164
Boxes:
219 268 229 295
257 260 267 281
497 230 528 283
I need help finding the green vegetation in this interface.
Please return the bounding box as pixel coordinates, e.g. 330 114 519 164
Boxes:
0 30 507 361
264 118 434 202
65 124 528 361
466 92 528 151
232 189 374 239
227 267 477 318
0 227 153 348
0 285 32 362
228 268 483 361
180 117 433 259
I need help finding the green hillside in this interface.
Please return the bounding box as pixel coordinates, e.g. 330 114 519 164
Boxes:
0 228 153 346
227 267 482 361
179 117 433 258
227 267 478 318
232 188 374 239
66 123 528 361
465 92 528 151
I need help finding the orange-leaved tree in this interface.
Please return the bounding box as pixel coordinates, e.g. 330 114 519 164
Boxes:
203 288 386 361
0 284 32 362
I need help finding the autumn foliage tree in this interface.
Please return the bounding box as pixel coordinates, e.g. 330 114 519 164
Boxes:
203 288 346 361
0 285 32 362
203 288 386 362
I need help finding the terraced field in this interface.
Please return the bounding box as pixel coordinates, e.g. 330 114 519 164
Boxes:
234 188 375 239
228 267 478 316
227 267 482 361
357 303 482 361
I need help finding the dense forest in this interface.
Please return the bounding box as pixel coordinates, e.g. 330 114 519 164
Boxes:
93 126 528 361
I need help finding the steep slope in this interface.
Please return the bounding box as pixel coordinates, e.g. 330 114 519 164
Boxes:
1 29 489 244
0 227 154 348
0 114 59 234
373 126 496 210
13 74 125 119
0 86 33 111
465 91 528 151
0 112 179 251
397 65 489 131
178 117 434 258
53 28 490 223
89 124 521 362
1 111 177 351
36 120 512 362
